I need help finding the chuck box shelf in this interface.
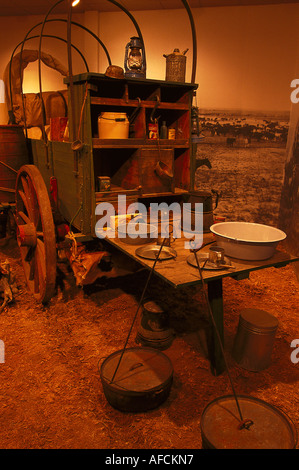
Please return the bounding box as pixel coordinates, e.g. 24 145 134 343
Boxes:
63 72 198 234
92 138 190 148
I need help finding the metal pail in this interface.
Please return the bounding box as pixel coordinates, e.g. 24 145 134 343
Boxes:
201 395 297 449
232 308 278 371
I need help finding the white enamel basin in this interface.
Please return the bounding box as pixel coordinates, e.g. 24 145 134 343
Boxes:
210 222 286 260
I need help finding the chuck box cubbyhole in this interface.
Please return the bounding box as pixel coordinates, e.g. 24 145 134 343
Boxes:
93 148 137 189
89 80 126 99
90 105 143 139
145 109 189 140
160 85 190 104
128 83 160 102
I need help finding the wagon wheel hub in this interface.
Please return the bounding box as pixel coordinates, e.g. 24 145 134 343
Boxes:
17 222 37 247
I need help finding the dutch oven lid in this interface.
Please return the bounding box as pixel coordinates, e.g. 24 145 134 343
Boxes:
201 395 297 449
143 300 164 314
101 347 173 393
240 308 278 330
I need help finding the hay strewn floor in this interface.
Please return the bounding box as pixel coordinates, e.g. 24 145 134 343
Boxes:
0 237 298 449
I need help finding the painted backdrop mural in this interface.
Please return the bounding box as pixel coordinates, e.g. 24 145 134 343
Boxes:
194 109 289 226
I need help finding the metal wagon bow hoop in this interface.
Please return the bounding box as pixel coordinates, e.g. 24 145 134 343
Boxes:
180 0 197 83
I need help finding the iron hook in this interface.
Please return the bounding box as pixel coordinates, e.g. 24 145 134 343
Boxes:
150 95 160 122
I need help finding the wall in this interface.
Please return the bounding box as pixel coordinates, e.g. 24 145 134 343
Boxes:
98 4 299 112
0 4 298 112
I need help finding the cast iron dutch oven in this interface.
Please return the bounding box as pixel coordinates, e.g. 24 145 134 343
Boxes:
100 347 173 412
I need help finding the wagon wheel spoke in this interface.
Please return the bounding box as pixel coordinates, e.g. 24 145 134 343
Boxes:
17 189 32 221
28 249 36 281
15 165 57 304
24 246 34 263
33 256 39 293
20 175 41 228
36 239 46 279
18 210 31 225
34 241 46 294
27 177 41 228
19 176 34 220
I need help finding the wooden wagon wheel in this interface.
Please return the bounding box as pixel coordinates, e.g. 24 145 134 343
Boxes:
15 164 57 303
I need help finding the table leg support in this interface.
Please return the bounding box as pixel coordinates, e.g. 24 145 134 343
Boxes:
207 278 226 376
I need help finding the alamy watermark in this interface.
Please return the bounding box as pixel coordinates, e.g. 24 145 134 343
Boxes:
0 340 4 363
290 79 299 103
95 195 203 248
290 339 299 364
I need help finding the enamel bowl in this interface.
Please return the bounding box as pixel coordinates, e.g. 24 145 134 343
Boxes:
210 222 286 260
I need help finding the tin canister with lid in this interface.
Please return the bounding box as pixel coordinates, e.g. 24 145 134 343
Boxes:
98 112 129 139
163 48 188 82
232 308 278 371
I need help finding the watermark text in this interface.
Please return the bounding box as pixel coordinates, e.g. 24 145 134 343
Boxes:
290 339 299 364
95 195 203 249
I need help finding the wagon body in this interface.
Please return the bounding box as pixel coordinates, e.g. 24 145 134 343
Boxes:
28 72 198 241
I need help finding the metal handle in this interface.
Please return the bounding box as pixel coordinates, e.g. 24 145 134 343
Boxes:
129 362 144 372
211 189 220 210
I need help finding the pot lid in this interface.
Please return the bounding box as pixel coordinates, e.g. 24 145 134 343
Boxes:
101 347 173 393
143 300 164 314
201 395 297 449
163 48 188 58
240 308 278 330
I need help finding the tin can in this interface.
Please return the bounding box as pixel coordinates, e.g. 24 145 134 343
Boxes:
97 176 111 192
232 308 278 371
163 48 188 83
168 128 176 139
148 122 158 139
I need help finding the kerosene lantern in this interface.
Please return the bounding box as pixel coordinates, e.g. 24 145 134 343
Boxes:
124 36 146 78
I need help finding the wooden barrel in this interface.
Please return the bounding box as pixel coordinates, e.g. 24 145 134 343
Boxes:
0 125 29 203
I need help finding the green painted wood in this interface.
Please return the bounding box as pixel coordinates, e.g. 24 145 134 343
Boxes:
51 141 84 232
208 279 226 376
30 139 54 184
